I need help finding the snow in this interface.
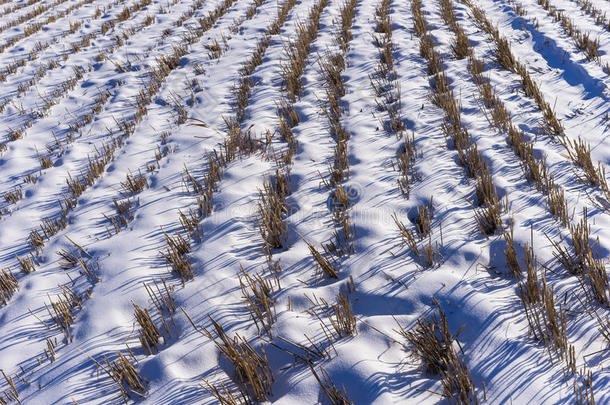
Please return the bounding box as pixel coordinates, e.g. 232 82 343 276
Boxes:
0 0 608 403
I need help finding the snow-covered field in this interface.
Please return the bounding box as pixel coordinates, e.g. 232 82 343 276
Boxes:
0 0 608 402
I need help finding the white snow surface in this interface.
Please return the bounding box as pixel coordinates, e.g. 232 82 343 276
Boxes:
0 0 608 403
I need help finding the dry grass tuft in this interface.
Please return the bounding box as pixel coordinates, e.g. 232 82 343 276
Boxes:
574 369 596 405
328 288 357 337
419 236 443 268
239 266 278 336
28 229 45 254
89 351 148 401
304 238 339 279
200 380 250 405
411 0 427 37
393 213 420 253
546 184 569 226
257 172 289 253
58 246 83 269
503 221 521 279
133 302 160 355
40 155 54 169
473 195 503 237
178 208 203 243
206 36 226 59
44 285 83 343
325 209 356 258
144 279 176 317
40 216 67 239
3 187 23 204
392 213 442 268
414 202 433 238
551 209 609 306
309 365 353 405
160 232 193 284
519 271 571 363
474 164 496 206
105 198 136 234
16 254 36 274
0 268 18 305
397 299 478 403
395 133 418 198
202 317 274 402
1 369 20 404
183 165 204 195
121 170 148 196
451 27 470 60
562 137 608 192
199 153 224 217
